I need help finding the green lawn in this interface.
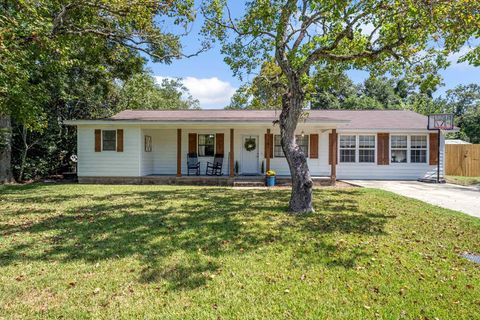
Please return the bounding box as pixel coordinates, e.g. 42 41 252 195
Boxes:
0 184 479 319
446 175 480 186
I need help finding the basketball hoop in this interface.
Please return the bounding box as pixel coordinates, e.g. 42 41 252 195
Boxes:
422 114 454 184
428 114 454 130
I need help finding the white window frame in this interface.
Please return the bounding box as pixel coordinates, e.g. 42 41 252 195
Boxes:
389 134 430 165
198 133 215 157
273 134 284 158
102 130 117 152
273 134 309 158
339 134 357 163
358 134 376 164
410 134 428 164
338 134 377 164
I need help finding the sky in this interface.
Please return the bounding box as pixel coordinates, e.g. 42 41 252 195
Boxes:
147 3 480 109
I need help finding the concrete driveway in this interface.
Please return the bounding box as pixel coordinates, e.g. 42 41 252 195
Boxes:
345 180 480 218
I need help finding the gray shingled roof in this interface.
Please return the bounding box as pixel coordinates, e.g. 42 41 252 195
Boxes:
110 109 340 123
109 109 429 130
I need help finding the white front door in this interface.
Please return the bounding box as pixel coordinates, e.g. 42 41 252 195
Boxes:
241 135 259 175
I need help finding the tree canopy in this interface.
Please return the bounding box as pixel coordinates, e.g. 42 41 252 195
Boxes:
0 1 202 182
203 0 480 213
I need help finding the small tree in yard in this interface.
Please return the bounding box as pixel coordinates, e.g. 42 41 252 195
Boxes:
202 0 480 213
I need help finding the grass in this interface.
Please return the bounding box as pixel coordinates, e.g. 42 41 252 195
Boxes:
446 175 480 186
0 184 479 319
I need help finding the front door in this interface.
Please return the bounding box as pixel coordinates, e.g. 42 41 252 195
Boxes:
241 135 259 175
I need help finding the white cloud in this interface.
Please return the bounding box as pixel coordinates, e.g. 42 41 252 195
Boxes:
155 76 237 109
446 46 472 70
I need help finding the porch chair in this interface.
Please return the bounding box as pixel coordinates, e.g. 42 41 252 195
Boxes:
187 153 201 176
206 154 224 176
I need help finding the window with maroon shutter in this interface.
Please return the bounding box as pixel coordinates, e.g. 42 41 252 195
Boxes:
101 130 116 151
198 134 215 156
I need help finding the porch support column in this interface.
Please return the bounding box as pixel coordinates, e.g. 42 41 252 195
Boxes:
331 129 337 185
176 128 182 177
266 128 271 171
229 128 234 177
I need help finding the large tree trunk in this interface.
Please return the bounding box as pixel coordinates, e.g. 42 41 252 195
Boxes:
0 115 14 184
279 86 314 214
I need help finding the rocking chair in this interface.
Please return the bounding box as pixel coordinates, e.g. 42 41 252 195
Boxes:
187 153 200 176
206 154 224 176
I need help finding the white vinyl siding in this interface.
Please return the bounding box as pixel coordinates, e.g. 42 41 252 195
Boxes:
77 126 140 177
76 124 444 181
141 129 177 175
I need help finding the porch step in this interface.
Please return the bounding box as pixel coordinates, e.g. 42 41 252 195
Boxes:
233 180 265 187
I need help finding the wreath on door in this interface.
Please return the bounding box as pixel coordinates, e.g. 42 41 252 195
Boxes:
244 137 256 151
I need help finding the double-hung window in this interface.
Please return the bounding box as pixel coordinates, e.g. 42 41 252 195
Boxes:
102 130 116 151
358 135 375 163
198 134 215 157
296 135 309 156
391 135 408 163
339 135 356 163
273 135 309 157
410 135 427 163
274 135 284 157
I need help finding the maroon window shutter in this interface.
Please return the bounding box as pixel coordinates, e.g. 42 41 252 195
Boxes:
328 133 337 165
116 129 124 152
95 129 101 152
377 133 389 165
310 134 319 159
429 132 439 165
216 133 224 155
188 133 197 154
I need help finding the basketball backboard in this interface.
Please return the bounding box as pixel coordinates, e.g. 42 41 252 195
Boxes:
428 114 454 130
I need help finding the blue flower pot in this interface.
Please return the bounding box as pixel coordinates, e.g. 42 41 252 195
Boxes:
266 176 276 187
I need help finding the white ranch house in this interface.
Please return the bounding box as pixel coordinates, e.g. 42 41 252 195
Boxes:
65 109 445 185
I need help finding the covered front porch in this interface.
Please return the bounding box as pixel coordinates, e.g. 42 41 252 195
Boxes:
139 125 339 184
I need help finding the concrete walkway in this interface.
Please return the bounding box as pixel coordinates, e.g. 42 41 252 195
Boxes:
345 180 480 218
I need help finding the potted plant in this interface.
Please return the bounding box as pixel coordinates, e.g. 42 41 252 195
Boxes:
266 169 276 187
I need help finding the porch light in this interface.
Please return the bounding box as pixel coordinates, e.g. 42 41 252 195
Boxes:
301 130 305 137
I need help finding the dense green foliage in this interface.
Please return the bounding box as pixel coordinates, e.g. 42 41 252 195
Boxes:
227 67 480 143
1 184 479 318
115 74 199 111
0 1 200 181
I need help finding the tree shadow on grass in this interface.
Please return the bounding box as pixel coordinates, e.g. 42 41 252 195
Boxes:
0 185 396 290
